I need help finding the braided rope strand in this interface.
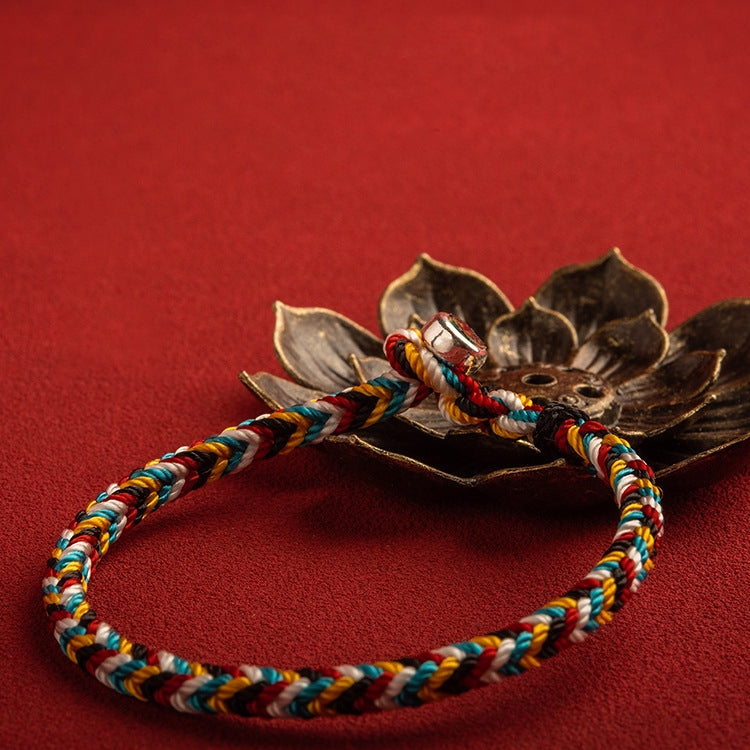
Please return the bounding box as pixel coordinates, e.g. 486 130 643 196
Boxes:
43 326 663 718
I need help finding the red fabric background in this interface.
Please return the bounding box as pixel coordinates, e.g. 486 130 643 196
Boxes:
2 2 749 748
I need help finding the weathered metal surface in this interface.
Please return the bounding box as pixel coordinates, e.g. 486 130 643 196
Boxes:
241 250 750 496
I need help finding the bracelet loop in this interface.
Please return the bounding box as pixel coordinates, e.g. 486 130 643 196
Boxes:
43 314 663 718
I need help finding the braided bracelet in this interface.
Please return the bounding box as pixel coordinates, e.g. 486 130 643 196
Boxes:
43 313 663 719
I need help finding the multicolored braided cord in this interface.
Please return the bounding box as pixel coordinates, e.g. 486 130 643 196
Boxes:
43 317 663 719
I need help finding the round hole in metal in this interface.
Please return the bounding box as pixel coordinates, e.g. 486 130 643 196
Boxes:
522 372 558 386
575 384 605 399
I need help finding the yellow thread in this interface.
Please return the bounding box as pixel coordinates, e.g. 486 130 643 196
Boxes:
566 425 586 461
306 676 356 716
215 677 251 701
99 533 111 556
518 654 540 670
189 661 206 676
416 658 461 701
210 677 253 713
75 516 111 534
358 384 392 427
66 633 96 662
266 411 312 453
57 560 83 576
471 635 502 649
206 696 224 713
637 526 655 552
526 623 550 657
490 424 523 440
427 658 460 688
194 440 232 457
124 475 161 492
601 550 626 565
620 501 643 517
280 669 301 684
608 459 628 489
518 393 534 408
442 397 483 425
404 345 434 391
206 458 228 483
545 596 577 610
124 665 160 701
189 440 235 477
73 601 91 619
373 661 403 674
600 577 616 611
142 491 160 515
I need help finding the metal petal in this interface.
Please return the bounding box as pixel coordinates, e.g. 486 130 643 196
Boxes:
273 302 384 391
568 311 669 385
486 298 578 368
615 350 724 407
344 424 548 484
666 298 750 390
239 370 324 410
666 381 750 450
534 248 668 343
399 400 457 437
616 393 714 440
641 381 750 474
379 254 512 343
347 354 391 383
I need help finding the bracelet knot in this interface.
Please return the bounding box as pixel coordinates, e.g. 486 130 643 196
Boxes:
532 403 591 459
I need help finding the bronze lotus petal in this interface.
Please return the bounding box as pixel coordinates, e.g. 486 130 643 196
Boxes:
241 251 750 498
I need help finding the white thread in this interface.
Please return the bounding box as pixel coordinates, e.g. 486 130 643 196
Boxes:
170 674 215 713
302 399 344 442
487 638 516 673
520 612 552 626
374 667 416 710
58 540 92 558
626 545 643 578
93 497 130 514
335 664 365 681
94 621 113 645
492 415 535 436
54 617 78 638
586 437 606 480
239 664 264 683
487 388 525 412
434 646 467 661
58 584 84 606
267 677 311 718
95 653 131 686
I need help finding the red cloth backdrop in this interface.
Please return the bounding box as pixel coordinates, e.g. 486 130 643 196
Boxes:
2 2 748 748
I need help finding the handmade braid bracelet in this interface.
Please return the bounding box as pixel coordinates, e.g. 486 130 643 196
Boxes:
43 313 663 719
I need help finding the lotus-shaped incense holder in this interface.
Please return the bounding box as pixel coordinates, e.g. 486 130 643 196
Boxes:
242 250 750 499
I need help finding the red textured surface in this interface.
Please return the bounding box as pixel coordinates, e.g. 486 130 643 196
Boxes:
2 1 749 748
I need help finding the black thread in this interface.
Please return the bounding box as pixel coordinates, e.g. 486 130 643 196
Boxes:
533 402 590 458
